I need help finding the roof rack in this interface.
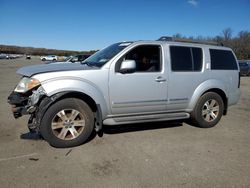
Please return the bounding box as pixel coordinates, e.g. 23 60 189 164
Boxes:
157 36 223 46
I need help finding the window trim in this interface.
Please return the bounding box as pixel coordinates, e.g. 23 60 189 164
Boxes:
209 48 238 70
115 44 163 73
169 45 203 72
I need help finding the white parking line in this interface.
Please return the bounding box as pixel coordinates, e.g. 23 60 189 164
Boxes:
0 153 38 162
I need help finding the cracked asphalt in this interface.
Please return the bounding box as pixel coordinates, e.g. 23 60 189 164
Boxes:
0 57 250 188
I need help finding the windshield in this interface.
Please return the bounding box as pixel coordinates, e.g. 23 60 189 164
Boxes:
82 42 132 67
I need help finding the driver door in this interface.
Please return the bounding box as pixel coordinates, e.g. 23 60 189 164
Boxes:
109 44 168 115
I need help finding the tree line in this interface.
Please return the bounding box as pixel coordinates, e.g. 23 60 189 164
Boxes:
0 45 97 56
1 28 249 59
173 28 250 60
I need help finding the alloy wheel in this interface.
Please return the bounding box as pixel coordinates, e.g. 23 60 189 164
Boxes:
51 109 85 140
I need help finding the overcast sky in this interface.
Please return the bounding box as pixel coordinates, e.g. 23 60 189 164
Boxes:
0 0 249 51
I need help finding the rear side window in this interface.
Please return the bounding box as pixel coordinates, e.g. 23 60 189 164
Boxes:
210 49 237 70
170 46 202 71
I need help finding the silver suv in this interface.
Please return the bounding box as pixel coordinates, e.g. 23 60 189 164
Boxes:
8 37 240 147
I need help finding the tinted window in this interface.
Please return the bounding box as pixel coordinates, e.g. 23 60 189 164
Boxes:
210 49 237 70
170 46 202 71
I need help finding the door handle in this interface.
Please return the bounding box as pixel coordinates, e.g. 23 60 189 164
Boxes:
155 76 166 82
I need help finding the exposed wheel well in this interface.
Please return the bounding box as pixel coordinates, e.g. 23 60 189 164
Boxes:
202 89 228 115
55 92 103 132
32 91 100 134
56 92 97 113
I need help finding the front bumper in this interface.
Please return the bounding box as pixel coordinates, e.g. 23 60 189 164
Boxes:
7 86 45 118
7 92 29 118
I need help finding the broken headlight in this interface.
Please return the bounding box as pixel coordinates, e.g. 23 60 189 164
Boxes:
14 77 41 93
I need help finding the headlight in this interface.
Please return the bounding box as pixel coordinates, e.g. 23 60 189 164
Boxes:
14 77 41 93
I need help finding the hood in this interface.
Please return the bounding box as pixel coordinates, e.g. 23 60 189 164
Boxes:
17 63 95 77
45 60 82 64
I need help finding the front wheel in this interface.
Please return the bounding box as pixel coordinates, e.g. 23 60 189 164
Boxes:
191 92 224 128
40 98 94 148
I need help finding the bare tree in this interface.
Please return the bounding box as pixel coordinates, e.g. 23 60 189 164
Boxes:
236 31 250 59
222 28 233 41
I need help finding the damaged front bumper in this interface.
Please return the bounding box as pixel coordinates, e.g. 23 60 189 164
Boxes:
8 92 30 118
7 86 48 133
8 87 67 133
7 86 46 119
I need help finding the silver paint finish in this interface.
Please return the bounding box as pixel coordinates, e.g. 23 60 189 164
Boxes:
17 63 95 77
16 40 240 124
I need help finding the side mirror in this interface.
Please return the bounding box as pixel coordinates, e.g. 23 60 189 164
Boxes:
120 60 136 74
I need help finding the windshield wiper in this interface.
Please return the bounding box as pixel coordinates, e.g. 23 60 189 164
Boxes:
81 61 99 67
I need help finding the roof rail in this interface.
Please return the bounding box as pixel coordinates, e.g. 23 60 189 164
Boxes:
157 36 223 46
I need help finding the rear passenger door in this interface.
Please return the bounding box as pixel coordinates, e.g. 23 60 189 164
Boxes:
167 45 205 111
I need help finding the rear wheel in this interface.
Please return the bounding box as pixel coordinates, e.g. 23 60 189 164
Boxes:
40 98 94 148
191 92 224 128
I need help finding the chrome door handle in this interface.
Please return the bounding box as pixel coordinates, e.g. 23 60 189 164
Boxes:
155 76 166 82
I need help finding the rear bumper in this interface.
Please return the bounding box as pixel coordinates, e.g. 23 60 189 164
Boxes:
228 88 240 106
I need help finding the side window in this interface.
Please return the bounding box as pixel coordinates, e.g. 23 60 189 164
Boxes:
210 49 238 70
116 45 161 72
170 46 202 71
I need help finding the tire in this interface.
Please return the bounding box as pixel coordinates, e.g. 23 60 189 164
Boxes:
40 98 94 148
191 92 224 128
42 58 46 61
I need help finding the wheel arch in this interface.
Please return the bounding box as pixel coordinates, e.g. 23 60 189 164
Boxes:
39 78 110 118
55 91 104 131
188 80 228 115
201 88 228 115
56 91 98 113
36 91 104 132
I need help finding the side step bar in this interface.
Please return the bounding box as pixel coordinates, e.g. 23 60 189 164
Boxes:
103 112 190 125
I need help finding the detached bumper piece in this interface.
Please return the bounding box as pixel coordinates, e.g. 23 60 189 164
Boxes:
7 92 29 118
